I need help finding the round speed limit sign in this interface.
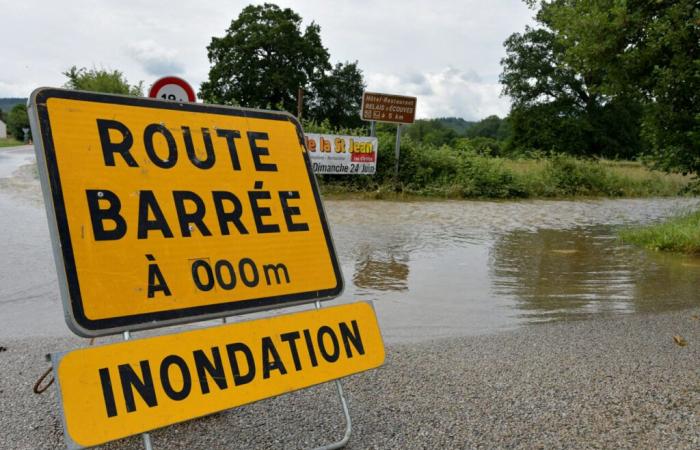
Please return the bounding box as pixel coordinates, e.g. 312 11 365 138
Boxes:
148 76 196 102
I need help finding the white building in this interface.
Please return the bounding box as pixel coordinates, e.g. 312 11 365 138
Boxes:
0 119 7 139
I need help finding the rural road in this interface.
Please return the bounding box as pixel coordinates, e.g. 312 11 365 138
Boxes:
0 308 698 449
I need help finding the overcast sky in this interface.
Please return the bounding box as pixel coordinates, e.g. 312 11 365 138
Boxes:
1 0 535 120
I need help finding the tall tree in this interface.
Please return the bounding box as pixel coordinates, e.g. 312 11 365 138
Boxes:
200 3 330 113
63 66 143 95
538 0 699 173
201 4 365 128
503 0 699 169
500 23 643 157
306 61 365 128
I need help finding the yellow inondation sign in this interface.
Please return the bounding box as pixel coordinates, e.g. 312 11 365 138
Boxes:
29 88 342 336
53 302 384 449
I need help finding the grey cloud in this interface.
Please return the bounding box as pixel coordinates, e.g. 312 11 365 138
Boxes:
400 72 434 95
127 40 185 76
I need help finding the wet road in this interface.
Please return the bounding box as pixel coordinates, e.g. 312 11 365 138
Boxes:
1 146 699 342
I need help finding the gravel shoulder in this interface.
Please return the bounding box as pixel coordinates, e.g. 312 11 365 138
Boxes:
1 308 698 450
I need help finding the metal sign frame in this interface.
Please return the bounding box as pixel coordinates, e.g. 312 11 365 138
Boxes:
28 88 344 337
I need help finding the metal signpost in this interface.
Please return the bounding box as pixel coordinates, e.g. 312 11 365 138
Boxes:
28 88 384 449
360 91 417 181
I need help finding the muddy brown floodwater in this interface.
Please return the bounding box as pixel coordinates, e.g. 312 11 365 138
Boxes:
1 145 699 342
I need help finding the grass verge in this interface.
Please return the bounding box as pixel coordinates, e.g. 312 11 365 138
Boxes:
619 210 700 254
0 137 25 148
318 148 692 200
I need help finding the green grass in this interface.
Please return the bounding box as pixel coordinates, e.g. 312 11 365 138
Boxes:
318 146 692 200
308 120 692 200
0 137 25 147
619 211 700 254
503 156 689 198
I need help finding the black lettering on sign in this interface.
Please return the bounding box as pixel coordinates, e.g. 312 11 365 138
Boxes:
144 124 177 169
173 191 212 237
214 259 236 290
226 343 255 386
212 191 248 235
261 337 287 379
303 329 319 367
215 129 242 171
182 126 216 169
247 131 277 172
339 320 365 357
279 191 309 232
263 263 290 285
118 361 157 413
138 190 174 239
317 326 340 362
248 181 280 234
98 367 118 418
146 254 172 298
280 331 303 371
160 355 192 401
86 189 127 241
193 347 228 394
191 259 215 292
238 258 259 288
93 319 369 417
96 119 138 167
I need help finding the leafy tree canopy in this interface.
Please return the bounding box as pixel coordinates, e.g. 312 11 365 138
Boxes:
200 3 365 128
501 16 643 158
503 0 699 169
538 0 699 172
307 61 365 129
63 66 143 96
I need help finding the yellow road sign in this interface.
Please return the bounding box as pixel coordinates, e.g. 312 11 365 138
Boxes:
29 88 342 336
53 302 384 449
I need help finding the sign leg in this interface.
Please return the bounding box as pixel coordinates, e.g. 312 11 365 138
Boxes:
123 331 155 450
394 124 402 186
311 301 353 450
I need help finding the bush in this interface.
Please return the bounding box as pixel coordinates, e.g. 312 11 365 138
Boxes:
544 155 615 196
300 119 687 199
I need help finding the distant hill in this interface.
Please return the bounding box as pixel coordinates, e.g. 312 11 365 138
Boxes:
0 98 27 112
433 117 476 135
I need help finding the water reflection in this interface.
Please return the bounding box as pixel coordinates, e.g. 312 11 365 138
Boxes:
490 226 700 321
328 198 700 341
491 228 637 320
353 245 409 292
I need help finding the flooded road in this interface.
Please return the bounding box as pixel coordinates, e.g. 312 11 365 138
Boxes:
1 146 699 342
328 199 700 341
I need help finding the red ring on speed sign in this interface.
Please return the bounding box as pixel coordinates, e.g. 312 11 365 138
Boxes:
149 76 196 102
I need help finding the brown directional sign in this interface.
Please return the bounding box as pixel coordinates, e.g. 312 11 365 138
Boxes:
361 92 417 124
